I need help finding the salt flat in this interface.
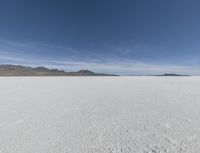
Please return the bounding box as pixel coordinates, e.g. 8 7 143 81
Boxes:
0 77 200 153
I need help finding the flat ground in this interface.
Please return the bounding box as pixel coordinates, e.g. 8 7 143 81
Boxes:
0 77 200 153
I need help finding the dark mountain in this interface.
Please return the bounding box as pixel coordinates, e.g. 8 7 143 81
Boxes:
0 65 118 76
67 70 116 76
156 73 190 76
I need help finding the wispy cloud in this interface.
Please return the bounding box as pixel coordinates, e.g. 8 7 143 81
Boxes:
1 51 200 75
0 39 200 75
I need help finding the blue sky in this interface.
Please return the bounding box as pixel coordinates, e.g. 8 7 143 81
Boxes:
0 0 200 75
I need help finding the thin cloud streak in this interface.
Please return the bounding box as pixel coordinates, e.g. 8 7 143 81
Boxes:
0 51 200 75
0 40 200 75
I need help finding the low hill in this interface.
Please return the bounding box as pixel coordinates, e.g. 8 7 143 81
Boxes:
156 73 190 76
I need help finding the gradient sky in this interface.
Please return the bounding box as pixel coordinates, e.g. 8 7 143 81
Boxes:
0 0 200 75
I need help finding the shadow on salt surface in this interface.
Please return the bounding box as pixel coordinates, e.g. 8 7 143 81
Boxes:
14 119 25 125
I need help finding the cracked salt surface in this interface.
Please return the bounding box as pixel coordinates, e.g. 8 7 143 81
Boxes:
0 77 200 153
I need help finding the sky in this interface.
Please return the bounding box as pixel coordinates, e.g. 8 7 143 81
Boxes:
0 0 200 75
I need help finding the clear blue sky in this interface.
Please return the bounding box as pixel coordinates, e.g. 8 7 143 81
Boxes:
0 0 200 75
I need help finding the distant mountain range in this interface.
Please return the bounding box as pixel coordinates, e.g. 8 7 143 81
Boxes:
0 65 118 76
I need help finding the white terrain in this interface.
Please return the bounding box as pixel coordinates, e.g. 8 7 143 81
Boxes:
0 76 200 153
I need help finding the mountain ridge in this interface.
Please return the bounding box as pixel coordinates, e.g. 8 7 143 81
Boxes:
0 65 118 76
